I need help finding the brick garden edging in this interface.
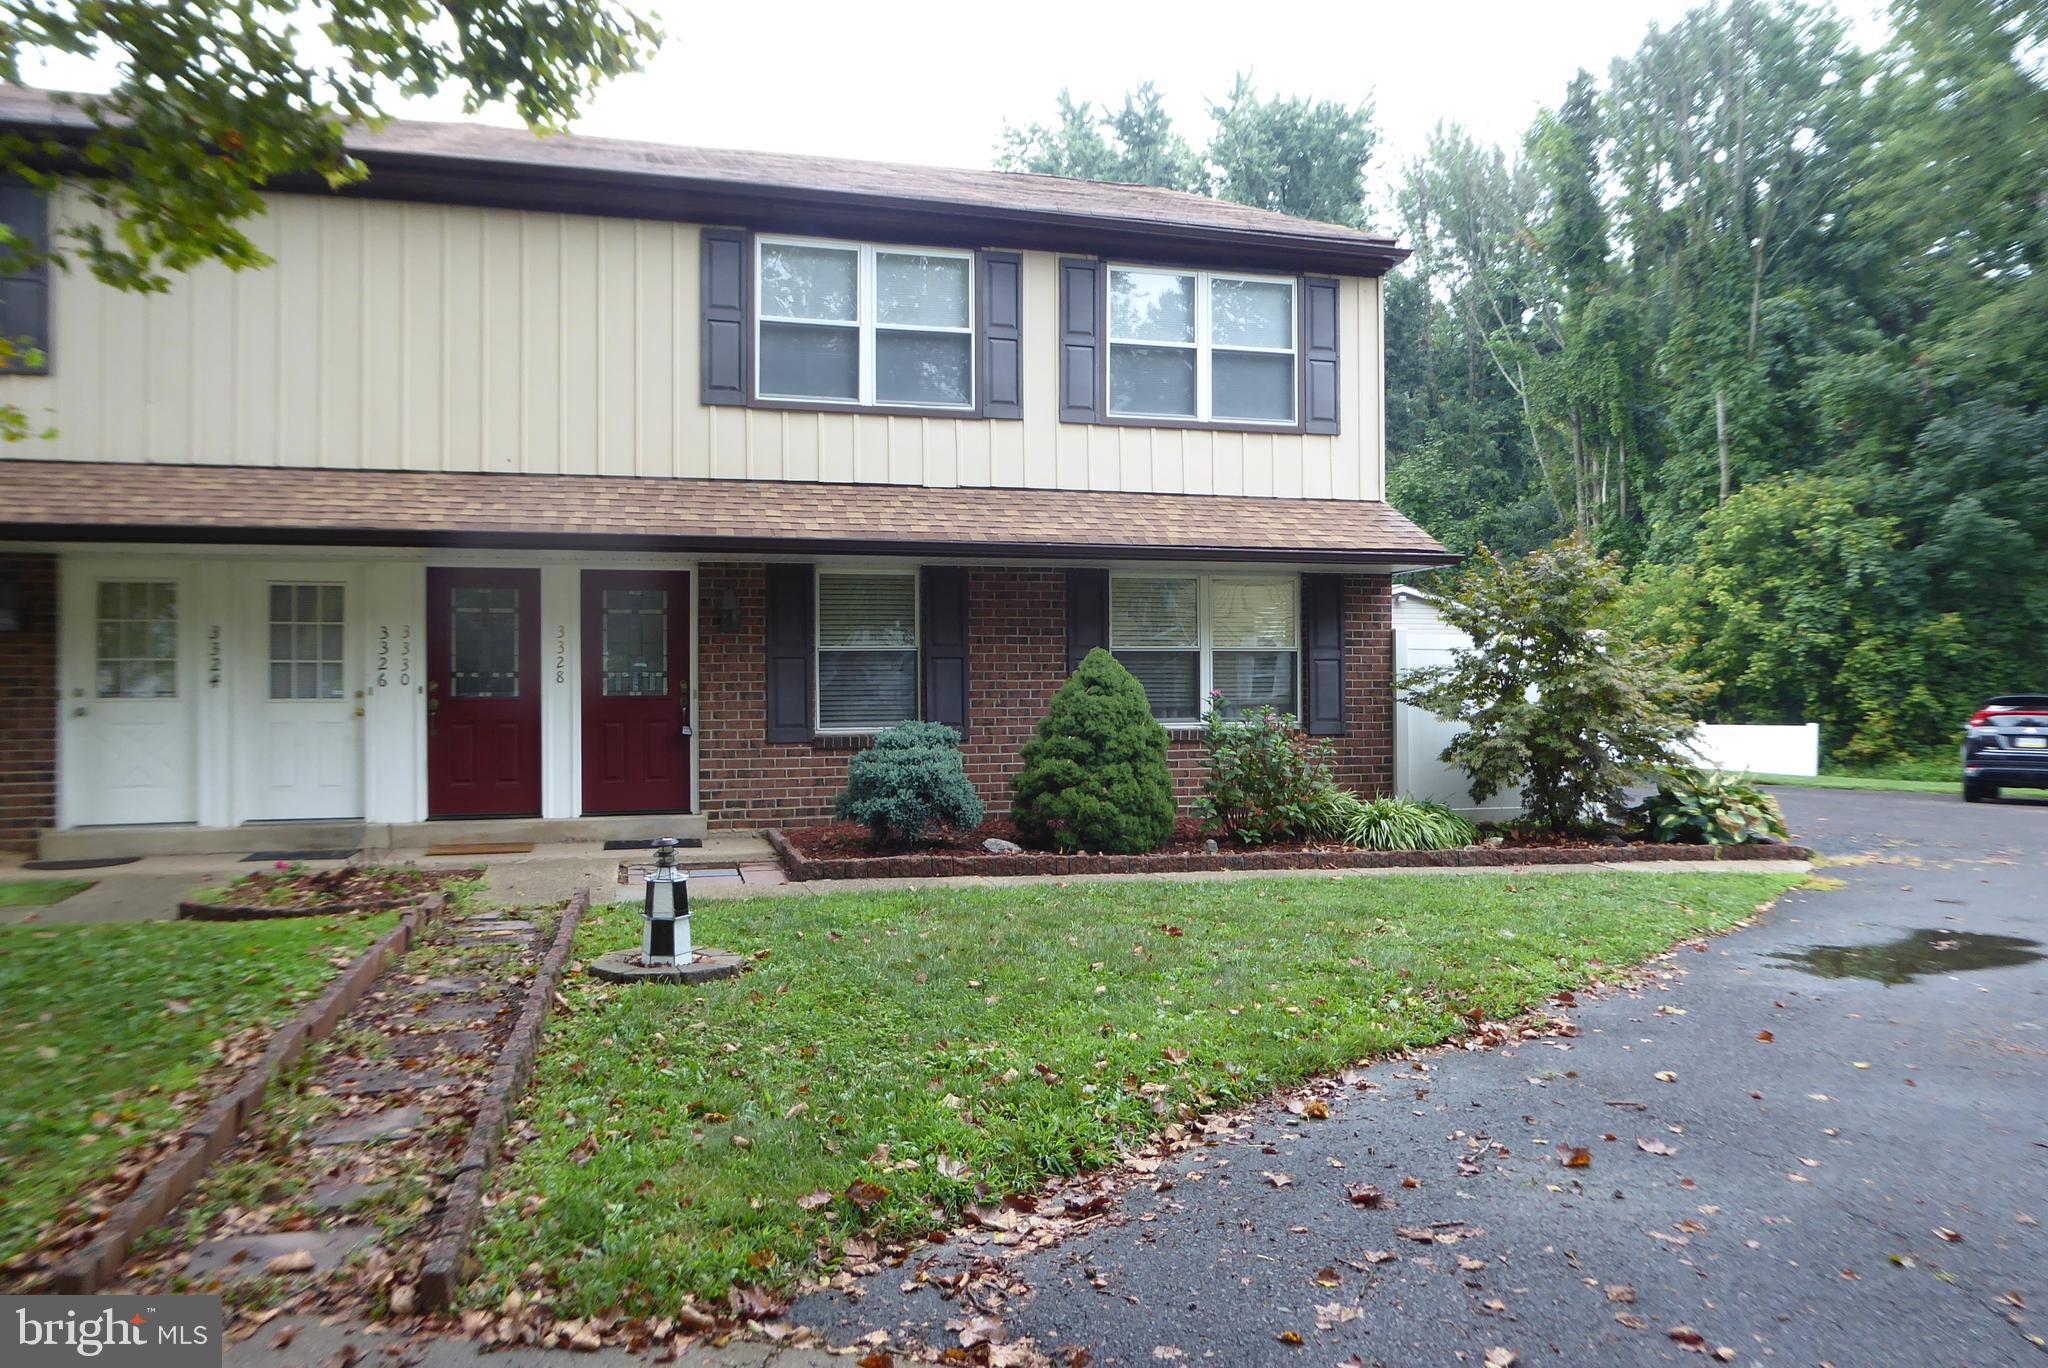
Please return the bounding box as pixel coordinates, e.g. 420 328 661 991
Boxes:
176 895 422 921
417 887 591 1313
35 893 447 1294
767 828 1814 882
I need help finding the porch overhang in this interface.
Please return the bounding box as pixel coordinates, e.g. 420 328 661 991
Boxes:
0 461 1459 571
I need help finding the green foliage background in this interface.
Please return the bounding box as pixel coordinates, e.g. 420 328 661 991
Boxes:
1002 1 2047 762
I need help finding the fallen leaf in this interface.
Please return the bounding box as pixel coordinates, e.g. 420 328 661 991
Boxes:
1654 1071 1678 1084
1344 1183 1385 1208
845 1179 890 1211
1303 1100 1330 1120
265 1249 317 1274
1604 1285 1636 1304
1151 1348 1183 1361
1614 1313 1649 1330
1637 1138 1679 1157
1756 1030 1774 1043
1559 1146 1592 1169
858 1355 894 1368
1934 1227 1963 1243
1484 1349 1518 1368
1274 1331 1303 1346
797 1189 832 1211
1362 1250 1396 1263
1668 1327 1707 1349
1315 1303 1363 1330
1457 1256 1486 1272
1312 1267 1342 1287
1262 1171 1294 1189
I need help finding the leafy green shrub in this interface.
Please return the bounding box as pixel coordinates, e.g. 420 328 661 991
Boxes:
835 721 985 848
1633 766 1788 845
1400 536 1706 835
1192 700 1339 845
1011 649 1176 853
1341 797 1478 851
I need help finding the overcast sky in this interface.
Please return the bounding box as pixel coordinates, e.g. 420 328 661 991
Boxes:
23 0 1892 220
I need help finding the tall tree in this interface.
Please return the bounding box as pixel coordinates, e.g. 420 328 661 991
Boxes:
995 83 1205 192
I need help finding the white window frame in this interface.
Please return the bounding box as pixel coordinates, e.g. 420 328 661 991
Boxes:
1108 572 1301 724
814 567 922 735
1105 268 1299 425
754 236 977 412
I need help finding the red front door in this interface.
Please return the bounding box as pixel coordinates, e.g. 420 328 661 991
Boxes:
580 570 692 815
426 567 542 818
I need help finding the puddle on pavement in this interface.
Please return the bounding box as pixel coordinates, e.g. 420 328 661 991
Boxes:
1767 929 2044 986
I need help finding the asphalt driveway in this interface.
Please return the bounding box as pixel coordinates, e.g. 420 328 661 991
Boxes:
794 788 2047 1365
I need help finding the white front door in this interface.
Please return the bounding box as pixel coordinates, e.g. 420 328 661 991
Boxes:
239 576 364 820
62 569 198 826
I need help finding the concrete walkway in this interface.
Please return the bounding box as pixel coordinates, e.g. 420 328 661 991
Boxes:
0 834 779 925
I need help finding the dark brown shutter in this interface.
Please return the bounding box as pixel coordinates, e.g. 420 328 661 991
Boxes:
1301 574 1345 735
764 563 814 743
920 566 971 737
1065 568 1108 674
1302 276 1341 435
0 180 50 375
979 251 1023 420
701 227 750 406
1057 258 1103 423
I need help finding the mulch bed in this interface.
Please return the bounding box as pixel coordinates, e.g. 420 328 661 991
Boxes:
771 819 1809 881
179 865 484 921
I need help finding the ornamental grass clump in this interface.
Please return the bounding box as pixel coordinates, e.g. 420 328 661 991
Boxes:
1011 649 1176 853
835 721 985 849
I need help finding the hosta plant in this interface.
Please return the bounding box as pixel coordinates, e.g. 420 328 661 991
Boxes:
1340 796 1478 851
1634 766 1788 846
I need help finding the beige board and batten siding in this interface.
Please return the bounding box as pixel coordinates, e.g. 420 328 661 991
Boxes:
3 186 1383 501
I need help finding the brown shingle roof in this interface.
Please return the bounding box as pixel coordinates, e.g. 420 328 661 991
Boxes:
0 461 1454 568
0 85 1409 276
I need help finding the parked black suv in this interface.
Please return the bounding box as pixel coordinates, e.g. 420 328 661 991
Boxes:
1962 694 2048 802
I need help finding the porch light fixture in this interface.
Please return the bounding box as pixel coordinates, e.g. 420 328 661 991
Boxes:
0 571 24 633
714 586 743 634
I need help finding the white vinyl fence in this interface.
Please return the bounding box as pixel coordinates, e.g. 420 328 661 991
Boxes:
1686 723 1821 777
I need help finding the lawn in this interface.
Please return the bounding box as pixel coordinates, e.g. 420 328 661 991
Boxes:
0 912 400 1269
1758 773 1955 794
0 879 92 909
475 869 1801 1315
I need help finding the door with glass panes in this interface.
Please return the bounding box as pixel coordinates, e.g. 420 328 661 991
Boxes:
425 568 542 818
63 568 196 826
580 570 691 814
243 575 363 820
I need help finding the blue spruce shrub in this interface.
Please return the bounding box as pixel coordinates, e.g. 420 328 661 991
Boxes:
835 721 985 848
1011 648 1177 853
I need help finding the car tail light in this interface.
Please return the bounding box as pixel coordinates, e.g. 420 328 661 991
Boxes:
1969 710 1994 727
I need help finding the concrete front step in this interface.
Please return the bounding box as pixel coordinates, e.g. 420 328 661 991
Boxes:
38 811 716 860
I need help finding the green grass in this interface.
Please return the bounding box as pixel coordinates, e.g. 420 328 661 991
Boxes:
0 912 399 1266
0 879 92 909
476 870 1801 1314
1757 772 1955 793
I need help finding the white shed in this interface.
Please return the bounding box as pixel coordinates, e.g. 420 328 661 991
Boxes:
1390 585 1525 820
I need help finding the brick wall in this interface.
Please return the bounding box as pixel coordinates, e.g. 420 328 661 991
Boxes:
694 563 1394 830
0 553 58 855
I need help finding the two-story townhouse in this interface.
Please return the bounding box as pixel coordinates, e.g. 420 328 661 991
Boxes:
0 84 1453 858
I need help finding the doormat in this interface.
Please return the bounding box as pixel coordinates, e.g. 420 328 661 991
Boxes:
23 856 139 870
425 842 534 856
241 849 359 863
602 837 705 851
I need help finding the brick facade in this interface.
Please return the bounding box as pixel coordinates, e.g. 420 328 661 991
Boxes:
694 562 1395 831
0 553 58 855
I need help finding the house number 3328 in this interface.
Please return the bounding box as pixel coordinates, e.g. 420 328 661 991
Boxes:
555 625 567 684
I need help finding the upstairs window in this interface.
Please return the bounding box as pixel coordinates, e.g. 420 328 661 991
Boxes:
1107 268 1296 424
816 571 920 732
757 238 975 411
1109 574 1299 723
0 178 50 374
